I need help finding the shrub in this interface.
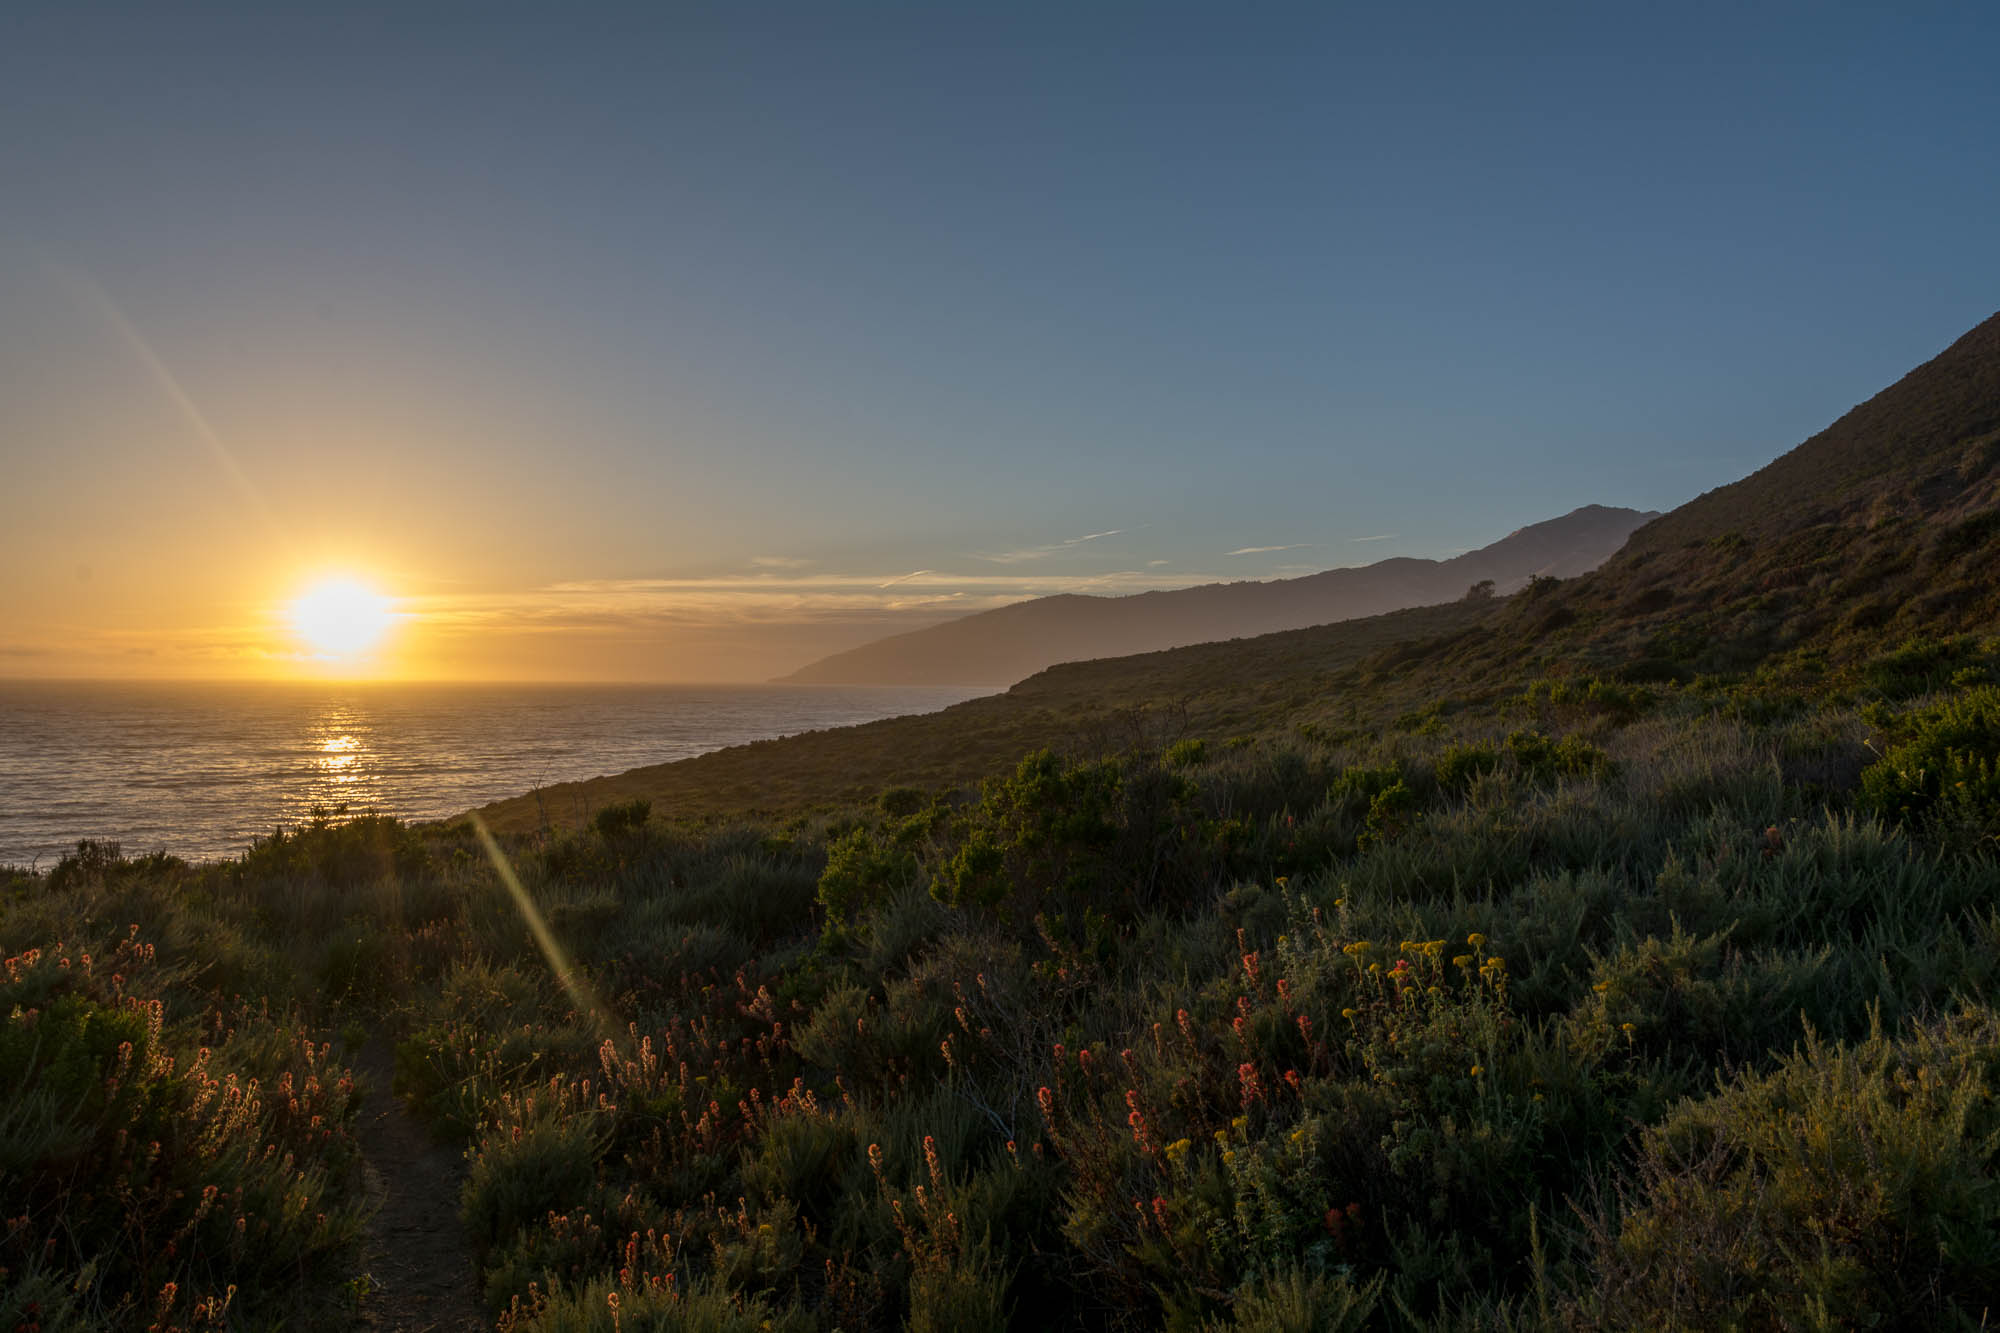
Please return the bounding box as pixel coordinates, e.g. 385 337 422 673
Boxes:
591 797 651 840
1504 730 1609 785
1859 684 2000 846
817 827 920 921
1435 743 1500 795
1580 1012 2000 1329
1861 635 1983 701
463 1110 605 1255
0 932 364 1328
1200 1269 1383 1332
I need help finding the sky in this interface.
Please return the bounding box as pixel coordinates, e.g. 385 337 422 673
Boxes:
3 2 1998 682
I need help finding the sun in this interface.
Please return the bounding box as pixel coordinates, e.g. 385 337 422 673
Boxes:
288 576 396 658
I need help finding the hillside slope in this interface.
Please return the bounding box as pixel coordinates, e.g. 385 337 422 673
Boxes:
780 505 1654 686
474 599 1496 830
1451 310 2000 688
1631 310 2000 553
475 310 2000 832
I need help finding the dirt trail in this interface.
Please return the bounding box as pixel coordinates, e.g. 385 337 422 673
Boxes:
352 1040 488 1332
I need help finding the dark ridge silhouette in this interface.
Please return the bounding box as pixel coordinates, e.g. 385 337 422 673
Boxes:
780 504 1656 685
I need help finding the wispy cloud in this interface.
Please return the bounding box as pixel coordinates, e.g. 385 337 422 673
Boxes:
1226 543 1311 556
1349 533 1398 542
977 528 1126 564
750 555 814 569
444 566 1222 635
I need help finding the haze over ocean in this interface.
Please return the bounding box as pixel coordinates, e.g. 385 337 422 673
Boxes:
0 681 989 864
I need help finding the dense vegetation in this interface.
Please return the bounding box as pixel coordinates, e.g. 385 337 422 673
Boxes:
7 634 2000 1329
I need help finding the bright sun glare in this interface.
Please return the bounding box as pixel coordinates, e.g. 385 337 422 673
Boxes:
289 576 395 658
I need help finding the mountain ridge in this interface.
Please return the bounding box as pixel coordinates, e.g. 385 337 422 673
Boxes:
780 503 1657 686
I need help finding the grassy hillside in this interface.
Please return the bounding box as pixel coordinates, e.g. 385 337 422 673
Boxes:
7 311 2000 1331
475 599 1499 833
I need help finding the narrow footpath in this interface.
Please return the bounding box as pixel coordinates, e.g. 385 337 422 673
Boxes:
352 1040 488 1332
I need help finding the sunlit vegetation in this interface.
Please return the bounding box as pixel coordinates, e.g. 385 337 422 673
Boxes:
8 655 2000 1328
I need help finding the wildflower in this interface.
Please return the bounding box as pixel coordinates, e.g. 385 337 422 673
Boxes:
1128 1107 1153 1153
1469 1064 1483 1077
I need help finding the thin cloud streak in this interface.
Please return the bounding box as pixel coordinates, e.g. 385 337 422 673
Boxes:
1226 543 1311 556
1349 533 1398 542
418 566 1230 635
977 528 1126 564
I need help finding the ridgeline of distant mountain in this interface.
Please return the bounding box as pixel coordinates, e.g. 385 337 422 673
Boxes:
780 505 1658 686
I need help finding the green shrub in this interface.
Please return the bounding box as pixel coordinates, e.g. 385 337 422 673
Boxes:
1435 743 1500 795
1860 684 2000 845
591 797 652 840
1861 635 1984 701
463 1112 604 1254
817 826 920 920
1504 730 1609 785
0 932 364 1328
1200 1269 1383 1332
1581 1012 2000 1329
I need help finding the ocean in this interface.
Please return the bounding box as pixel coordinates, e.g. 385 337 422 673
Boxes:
0 680 994 866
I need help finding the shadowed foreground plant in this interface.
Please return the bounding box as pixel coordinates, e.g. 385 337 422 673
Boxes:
1577 1009 2000 1330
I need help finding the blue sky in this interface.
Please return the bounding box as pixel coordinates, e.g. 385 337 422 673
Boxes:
4 3 1997 679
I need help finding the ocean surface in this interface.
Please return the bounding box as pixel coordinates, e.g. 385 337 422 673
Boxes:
0 680 994 866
